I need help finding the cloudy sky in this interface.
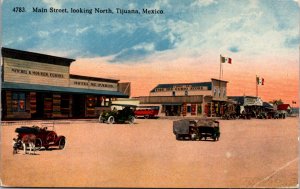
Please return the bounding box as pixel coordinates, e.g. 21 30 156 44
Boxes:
2 0 299 104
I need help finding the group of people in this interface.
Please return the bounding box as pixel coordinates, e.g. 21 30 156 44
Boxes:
13 134 36 155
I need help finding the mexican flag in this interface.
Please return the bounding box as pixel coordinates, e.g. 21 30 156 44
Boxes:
256 76 264 85
220 55 232 64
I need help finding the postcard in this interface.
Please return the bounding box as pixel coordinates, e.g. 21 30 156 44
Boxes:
1 0 299 188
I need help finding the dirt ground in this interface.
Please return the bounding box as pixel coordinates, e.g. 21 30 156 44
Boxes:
0 118 298 188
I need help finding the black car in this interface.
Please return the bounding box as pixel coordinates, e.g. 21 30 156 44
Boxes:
99 104 136 124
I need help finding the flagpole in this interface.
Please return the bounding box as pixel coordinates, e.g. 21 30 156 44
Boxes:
221 61 223 79
256 75 258 97
219 55 222 80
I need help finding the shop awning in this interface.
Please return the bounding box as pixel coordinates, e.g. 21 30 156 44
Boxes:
2 82 128 98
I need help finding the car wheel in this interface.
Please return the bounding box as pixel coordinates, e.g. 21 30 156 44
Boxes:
99 115 104 123
144 115 149 119
128 116 135 124
58 138 66 149
34 138 42 151
107 116 115 124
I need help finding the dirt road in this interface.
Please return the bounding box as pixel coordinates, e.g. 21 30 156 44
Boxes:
1 118 298 188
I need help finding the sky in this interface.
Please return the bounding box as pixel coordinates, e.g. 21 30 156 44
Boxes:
2 0 299 104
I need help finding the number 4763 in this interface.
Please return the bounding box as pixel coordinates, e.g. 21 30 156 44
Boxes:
13 7 26 12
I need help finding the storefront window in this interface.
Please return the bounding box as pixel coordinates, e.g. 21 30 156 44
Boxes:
187 105 191 113
86 96 96 108
96 96 103 107
12 92 26 112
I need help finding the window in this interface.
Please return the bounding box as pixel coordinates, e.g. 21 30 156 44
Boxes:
172 91 176 96
96 96 103 107
12 92 26 112
185 90 188 96
223 88 226 97
187 105 191 113
213 87 217 97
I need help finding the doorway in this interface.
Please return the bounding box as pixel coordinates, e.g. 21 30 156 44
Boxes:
72 94 85 118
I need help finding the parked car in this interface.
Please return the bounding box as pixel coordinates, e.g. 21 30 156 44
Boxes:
14 125 66 150
99 104 136 124
266 110 286 119
134 106 159 119
173 119 220 141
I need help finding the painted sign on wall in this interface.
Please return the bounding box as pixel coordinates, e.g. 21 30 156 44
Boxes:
3 57 69 87
70 79 118 91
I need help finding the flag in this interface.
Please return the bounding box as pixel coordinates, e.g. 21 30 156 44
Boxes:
220 55 232 64
256 76 264 85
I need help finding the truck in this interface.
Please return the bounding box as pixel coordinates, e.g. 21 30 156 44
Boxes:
173 119 220 141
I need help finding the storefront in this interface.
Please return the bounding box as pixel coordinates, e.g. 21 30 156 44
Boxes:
1 47 129 120
228 96 264 117
139 79 228 117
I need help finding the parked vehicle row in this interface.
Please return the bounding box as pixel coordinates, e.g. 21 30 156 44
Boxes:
99 104 160 124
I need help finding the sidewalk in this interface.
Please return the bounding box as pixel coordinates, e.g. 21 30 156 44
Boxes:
0 118 99 126
1 116 222 126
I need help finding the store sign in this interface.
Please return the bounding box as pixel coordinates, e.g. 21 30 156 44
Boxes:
155 85 208 92
4 57 69 87
70 79 117 91
10 68 65 78
244 97 263 106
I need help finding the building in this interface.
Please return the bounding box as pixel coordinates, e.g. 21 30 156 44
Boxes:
228 96 264 116
276 104 292 116
1 47 129 120
139 79 228 117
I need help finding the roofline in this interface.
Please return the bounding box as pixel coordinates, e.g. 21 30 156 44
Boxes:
228 96 261 98
211 78 229 83
70 74 119 83
153 81 212 86
150 81 212 92
1 47 75 67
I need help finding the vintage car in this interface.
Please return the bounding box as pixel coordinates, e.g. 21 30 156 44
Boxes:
173 119 220 141
134 106 160 119
99 104 136 124
14 124 66 150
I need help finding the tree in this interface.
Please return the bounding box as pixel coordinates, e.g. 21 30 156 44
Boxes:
269 99 284 105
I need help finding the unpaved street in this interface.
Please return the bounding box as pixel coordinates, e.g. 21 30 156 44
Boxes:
0 118 298 188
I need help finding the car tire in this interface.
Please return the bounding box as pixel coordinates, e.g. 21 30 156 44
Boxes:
128 116 135 124
58 138 66 150
99 115 104 123
34 138 42 151
107 116 115 124
144 115 149 119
